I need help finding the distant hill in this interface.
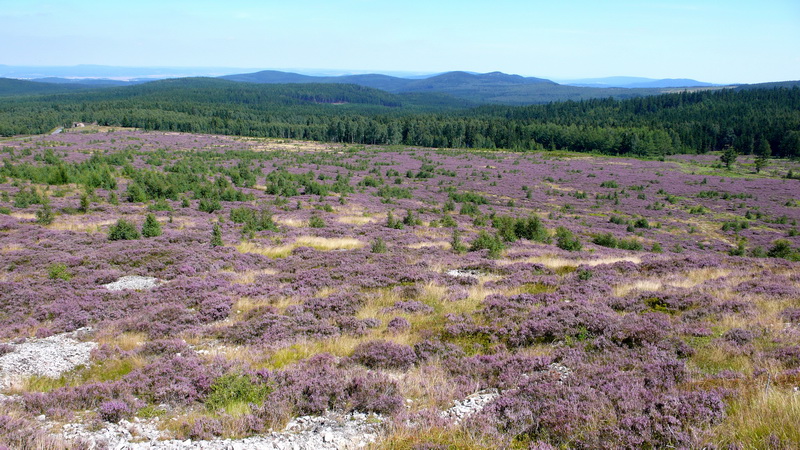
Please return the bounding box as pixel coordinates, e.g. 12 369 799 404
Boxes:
31 77 141 87
221 70 680 104
0 78 88 97
735 80 800 90
562 76 718 89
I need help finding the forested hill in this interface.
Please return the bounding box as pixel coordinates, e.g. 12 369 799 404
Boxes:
0 78 798 157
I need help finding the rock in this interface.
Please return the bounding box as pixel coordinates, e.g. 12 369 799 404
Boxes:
102 276 163 291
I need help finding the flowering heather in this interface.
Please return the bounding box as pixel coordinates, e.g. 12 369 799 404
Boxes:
0 129 798 447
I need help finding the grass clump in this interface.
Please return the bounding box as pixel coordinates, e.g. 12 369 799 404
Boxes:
205 373 272 416
47 263 71 281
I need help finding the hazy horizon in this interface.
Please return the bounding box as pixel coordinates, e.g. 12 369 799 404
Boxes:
2 0 798 85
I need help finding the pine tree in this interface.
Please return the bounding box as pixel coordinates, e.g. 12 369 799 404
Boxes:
211 223 223 247
720 145 737 170
35 196 54 225
141 213 162 238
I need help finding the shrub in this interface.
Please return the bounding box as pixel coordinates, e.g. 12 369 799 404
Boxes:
308 214 326 228
198 198 221 213
108 219 140 240
141 213 162 238
352 340 416 370
515 215 550 243
767 239 795 259
555 227 582 251
371 237 387 253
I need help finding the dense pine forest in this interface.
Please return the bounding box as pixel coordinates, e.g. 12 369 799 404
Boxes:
1 77 798 157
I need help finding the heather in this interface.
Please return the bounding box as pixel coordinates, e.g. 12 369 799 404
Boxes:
0 127 798 448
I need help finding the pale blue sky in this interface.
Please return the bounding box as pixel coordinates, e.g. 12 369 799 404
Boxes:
1 0 798 83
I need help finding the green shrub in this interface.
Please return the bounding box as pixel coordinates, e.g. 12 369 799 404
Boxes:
767 239 795 259
108 219 140 240
371 237 387 253
148 198 173 211
198 199 221 213
469 231 505 258
308 214 326 228
440 214 457 228
556 226 582 251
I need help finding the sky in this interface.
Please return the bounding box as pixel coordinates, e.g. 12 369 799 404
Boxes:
1 0 798 84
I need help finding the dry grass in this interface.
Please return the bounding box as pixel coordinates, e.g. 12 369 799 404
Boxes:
711 386 800 448
228 268 278 284
399 363 469 410
275 217 306 227
10 212 35 220
47 218 116 233
235 241 296 258
337 215 376 225
96 332 148 351
407 241 451 250
613 279 663 297
669 267 731 289
295 236 364 250
236 236 364 257
500 254 642 270
0 244 23 253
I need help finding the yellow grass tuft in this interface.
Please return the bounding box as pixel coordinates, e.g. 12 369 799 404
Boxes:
0 244 23 253
10 212 35 220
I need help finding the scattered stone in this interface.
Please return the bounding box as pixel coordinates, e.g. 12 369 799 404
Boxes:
446 269 482 280
102 276 164 291
548 362 572 384
52 412 384 449
440 389 499 424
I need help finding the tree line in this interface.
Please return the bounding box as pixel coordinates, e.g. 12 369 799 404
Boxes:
0 79 798 157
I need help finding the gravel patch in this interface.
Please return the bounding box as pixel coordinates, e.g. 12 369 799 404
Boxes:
0 328 96 389
102 276 164 291
55 412 384 449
